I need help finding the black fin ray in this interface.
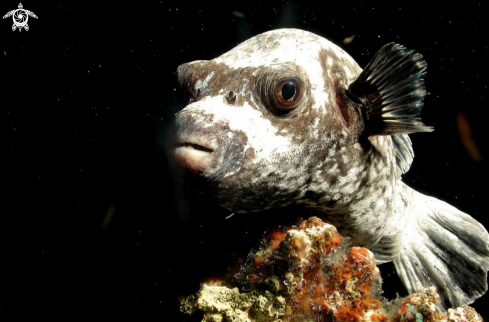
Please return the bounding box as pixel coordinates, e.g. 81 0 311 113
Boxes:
347 43 434 136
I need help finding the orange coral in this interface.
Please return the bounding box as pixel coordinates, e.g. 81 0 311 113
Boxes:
237 216 386 322
180 217 483 322
270 231 286 249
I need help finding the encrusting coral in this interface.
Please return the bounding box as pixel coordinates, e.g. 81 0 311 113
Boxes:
180 217 482 322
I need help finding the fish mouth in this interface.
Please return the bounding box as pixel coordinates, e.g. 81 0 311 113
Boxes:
176 142 214 153
172 139 216 175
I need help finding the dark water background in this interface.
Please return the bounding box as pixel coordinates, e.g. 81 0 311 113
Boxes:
2 1 488 319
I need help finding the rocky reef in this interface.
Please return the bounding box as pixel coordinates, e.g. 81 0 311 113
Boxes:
180 217 482 322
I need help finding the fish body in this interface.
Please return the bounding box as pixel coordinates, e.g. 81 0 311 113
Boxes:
168 28 489 307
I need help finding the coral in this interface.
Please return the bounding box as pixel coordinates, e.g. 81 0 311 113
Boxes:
180 217 483 322
389 287 482 322
180 285 285 322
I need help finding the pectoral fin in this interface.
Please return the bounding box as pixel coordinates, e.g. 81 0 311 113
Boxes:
346 43 434 136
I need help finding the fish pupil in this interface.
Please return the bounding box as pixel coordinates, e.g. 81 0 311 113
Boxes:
282 82 296 101
269 77 304 114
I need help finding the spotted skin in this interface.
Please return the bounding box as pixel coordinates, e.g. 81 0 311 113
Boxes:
173 29 392 245
168 29 489 308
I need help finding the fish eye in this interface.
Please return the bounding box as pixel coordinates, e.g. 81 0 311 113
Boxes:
271 77 304 114
278 81 296 101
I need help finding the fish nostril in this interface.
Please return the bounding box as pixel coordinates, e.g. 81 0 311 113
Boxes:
225 90 237 105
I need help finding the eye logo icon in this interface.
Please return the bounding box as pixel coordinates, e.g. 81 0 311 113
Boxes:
3 3 37 32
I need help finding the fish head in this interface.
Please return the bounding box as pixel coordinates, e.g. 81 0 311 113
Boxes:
168 29 371 213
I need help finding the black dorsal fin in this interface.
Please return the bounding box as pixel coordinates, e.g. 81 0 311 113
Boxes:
347 43 434 136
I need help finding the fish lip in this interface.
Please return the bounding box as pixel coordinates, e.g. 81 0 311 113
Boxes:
170 137 217 176
173 140 215 153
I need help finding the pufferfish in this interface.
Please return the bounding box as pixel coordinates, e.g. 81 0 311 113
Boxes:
168 28 489 308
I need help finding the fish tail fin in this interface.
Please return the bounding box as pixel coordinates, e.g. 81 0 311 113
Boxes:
393 190 489 308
